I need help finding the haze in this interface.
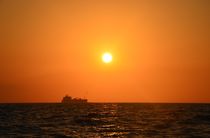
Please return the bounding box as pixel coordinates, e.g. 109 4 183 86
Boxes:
1 0 210 103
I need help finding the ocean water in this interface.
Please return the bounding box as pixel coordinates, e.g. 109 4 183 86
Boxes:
0 103 210 137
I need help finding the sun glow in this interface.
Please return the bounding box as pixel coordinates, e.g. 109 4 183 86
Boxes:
102 52 112 63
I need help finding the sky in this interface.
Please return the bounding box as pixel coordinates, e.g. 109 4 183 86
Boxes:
0 0 210 103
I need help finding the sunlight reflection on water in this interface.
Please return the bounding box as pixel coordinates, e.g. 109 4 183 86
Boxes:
0 103 210 137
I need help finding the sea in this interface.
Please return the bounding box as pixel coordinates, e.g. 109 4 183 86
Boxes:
0 103 210 137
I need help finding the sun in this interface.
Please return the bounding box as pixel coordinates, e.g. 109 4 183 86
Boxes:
102 52 112 63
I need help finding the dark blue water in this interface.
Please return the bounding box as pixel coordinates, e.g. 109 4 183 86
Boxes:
0 103 210 137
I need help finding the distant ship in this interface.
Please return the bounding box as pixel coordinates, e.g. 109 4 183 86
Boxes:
61 95 88 103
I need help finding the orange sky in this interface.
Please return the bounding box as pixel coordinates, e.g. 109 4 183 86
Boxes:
1 0 210 103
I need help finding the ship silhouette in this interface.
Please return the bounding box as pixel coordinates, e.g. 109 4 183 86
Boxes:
62 95 88 103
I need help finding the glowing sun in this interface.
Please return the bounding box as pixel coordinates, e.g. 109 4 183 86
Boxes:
102 52 112 63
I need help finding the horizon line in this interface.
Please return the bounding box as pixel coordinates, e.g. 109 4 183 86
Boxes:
0 102 210 104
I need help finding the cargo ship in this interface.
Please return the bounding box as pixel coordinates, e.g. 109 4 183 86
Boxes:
61 95 88 103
